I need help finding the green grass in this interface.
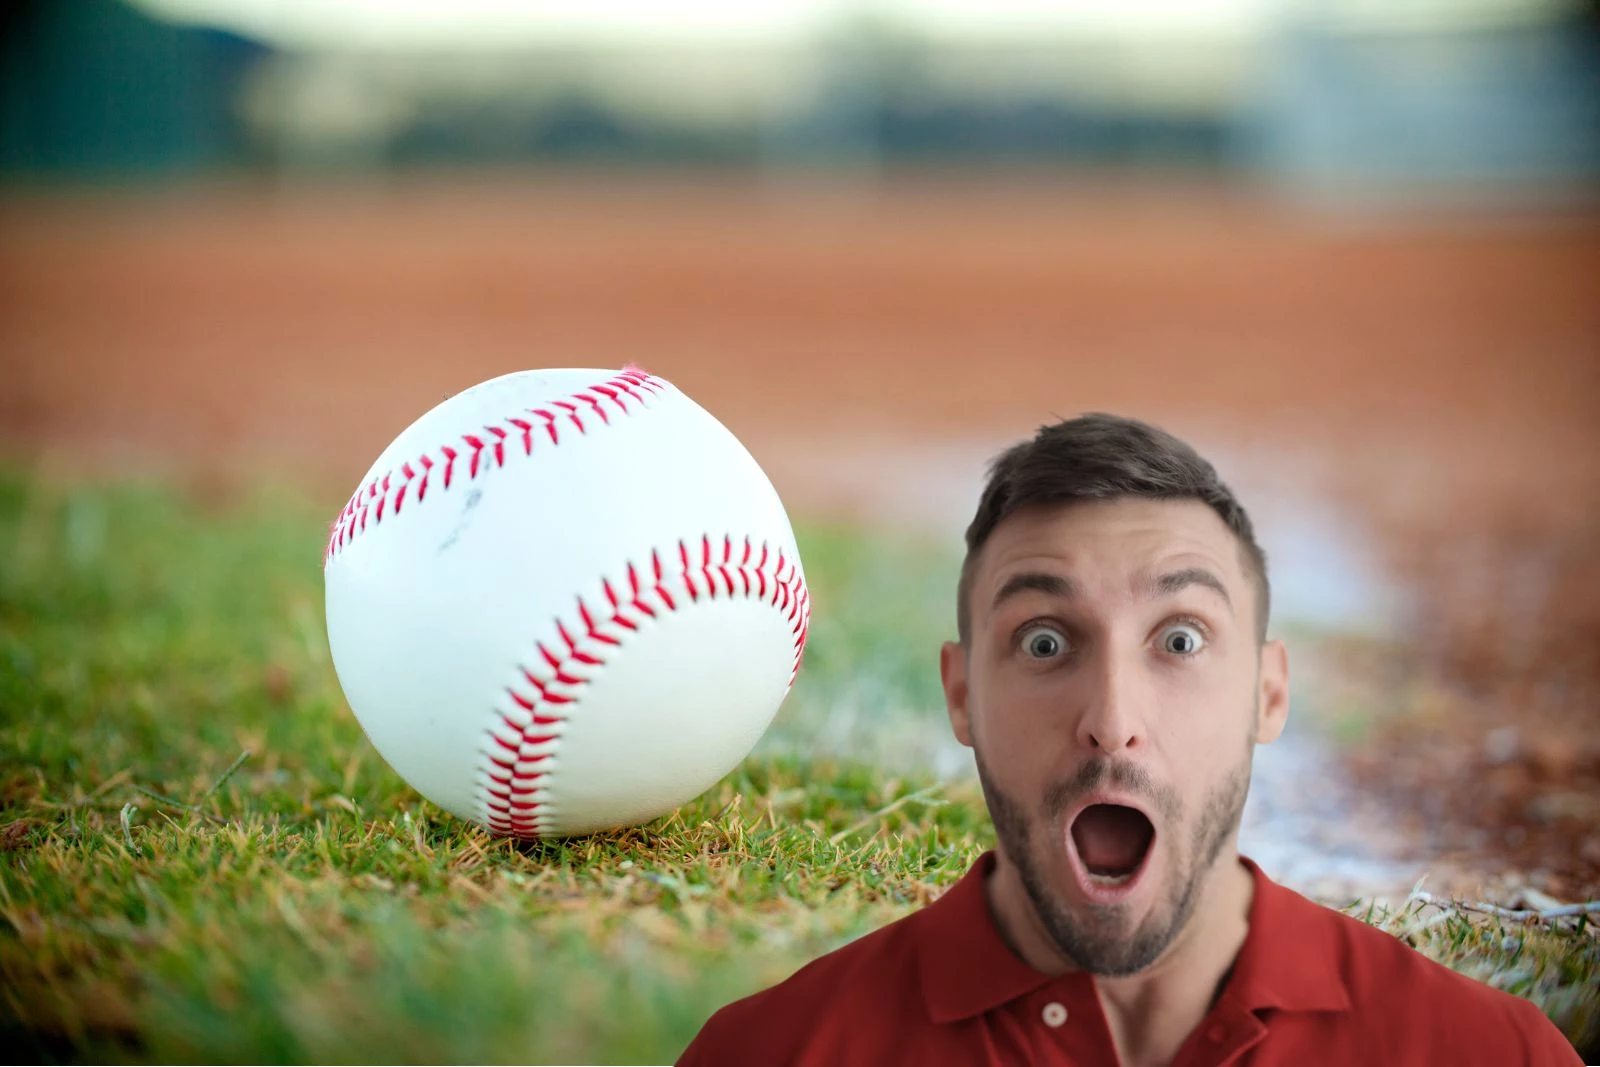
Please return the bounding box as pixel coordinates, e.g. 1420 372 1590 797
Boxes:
1 473 1594 1062
0 473 983 1063
1350 895 1598 1055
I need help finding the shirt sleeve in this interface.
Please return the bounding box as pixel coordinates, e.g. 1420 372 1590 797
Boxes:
675 1018 725 1067
1514 997 1585 1067
675 1001 761 1067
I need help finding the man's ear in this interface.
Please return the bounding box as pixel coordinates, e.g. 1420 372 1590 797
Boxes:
941 640 974 748
1255 639 1289 745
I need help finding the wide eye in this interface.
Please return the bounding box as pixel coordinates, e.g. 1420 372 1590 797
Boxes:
1161 622 1206 657
1020 624 1067 660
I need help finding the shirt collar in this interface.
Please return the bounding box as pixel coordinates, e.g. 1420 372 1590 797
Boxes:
1227 855 1353 1014
917 851 1059 1023
916 850 1352 1023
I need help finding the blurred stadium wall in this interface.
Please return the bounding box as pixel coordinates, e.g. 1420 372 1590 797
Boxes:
2 0 1597 195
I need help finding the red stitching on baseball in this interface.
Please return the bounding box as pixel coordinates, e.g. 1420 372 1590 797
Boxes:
323 369 666 563
482 534 809 837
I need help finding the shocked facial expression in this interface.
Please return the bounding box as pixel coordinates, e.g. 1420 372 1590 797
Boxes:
941 498 1288 976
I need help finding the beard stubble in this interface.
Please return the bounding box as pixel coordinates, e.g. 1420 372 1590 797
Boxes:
976 744 1252 977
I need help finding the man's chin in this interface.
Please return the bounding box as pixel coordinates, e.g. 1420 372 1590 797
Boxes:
1028 847 1184 977
1039 890 1176 976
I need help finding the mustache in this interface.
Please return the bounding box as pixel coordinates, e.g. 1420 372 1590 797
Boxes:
1043 758 1180 822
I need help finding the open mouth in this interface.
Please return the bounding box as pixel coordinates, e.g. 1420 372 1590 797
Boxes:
1069 804 1155 888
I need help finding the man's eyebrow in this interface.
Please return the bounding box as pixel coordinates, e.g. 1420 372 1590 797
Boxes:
1144 567 1233 609
991 572 1078 611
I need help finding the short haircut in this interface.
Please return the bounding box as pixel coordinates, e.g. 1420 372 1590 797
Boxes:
957 413 1270 645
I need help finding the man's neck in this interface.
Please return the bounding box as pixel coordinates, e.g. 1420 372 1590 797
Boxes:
1093 859 1254 1065
985 850 1256 1067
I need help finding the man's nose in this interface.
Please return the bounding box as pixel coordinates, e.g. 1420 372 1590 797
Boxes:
1074 650 1144 754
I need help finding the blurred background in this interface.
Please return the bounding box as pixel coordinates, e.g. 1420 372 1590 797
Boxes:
2 0 1597 899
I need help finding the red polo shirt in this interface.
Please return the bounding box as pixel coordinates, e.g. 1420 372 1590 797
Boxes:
678 851 1581 1066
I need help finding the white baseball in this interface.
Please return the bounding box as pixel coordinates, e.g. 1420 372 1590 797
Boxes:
323 368 809 838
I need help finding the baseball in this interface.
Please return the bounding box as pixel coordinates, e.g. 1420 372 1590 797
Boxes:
323 367 809 838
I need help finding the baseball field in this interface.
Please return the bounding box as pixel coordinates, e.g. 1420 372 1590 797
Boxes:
2 176 1597 1062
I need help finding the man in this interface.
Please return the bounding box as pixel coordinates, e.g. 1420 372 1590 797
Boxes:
678 414 1582 1066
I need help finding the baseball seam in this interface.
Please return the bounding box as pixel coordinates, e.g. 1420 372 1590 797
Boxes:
323 368 667 564
480 534 809 837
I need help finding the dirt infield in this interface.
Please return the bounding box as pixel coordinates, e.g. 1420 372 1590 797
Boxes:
2 175 1596 532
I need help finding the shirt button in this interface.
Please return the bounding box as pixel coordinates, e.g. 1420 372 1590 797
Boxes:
1206 1024 1227 1043
1042 1002 1069 1028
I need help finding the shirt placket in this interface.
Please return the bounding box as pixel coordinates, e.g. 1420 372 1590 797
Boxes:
1170 999 1267 1067
1025 975 1120 1065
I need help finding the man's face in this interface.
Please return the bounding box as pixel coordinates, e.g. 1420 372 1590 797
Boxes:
941 498 1288 976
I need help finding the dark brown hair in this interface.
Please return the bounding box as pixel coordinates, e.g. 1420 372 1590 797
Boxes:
957 413 1270 644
